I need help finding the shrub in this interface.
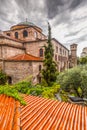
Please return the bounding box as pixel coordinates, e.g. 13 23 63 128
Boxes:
0 70 7 85
0 84 26 105
14 81 34 94
57 65 87 98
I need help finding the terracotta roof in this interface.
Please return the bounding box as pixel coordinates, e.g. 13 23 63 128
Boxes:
20 95 87 130
0 94 87 130
6 53 42 61
0 94 20 130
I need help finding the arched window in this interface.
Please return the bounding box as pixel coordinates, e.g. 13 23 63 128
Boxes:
34 32 38 38
15 32 18 39
39 65 41 71
7 33 10 36
39 48 43 57
7 76 12 84
23 30 28 37
55 55 57 61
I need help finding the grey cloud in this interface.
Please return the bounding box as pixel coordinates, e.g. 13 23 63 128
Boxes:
45 0 87 29
46 0 64 19
70 0 83 9
67 34 87 44
45 0 85 19
65 31 79 37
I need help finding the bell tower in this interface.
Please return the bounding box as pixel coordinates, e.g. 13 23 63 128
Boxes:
70 44 77 67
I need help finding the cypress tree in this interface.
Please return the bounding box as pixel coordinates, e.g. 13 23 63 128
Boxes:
42 23 58 86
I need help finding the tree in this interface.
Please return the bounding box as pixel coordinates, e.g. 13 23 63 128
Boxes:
57 65 87 98
0 70 7 85
42 23 58 86
80 56 87 65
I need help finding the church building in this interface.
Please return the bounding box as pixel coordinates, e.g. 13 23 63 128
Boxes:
0 21 76 84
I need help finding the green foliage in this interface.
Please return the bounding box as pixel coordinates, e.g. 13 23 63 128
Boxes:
42 84 60 99
60 90 69 102
14 81 34 94
42 23 58 86
0 70 7 85
57 64 87 98
0 84 26 105
79 56 87 65
14 80 60 99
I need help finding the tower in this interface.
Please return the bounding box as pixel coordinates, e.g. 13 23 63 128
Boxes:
70 44 77 68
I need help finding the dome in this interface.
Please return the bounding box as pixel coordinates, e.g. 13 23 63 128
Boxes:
10 21 42 32
17 21 35 26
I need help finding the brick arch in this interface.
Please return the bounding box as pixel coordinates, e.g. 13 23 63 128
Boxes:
15 32 18 39
23 30 28 37
39 48 43 57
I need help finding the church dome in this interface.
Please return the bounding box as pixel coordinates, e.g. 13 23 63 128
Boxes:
10 21 42 32
17 21 35 26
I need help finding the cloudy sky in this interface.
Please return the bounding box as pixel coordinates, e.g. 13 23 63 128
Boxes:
0 0 87 56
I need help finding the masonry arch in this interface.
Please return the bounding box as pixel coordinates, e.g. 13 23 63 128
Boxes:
23 30 28 37
7 76 12 84
39 48 43 57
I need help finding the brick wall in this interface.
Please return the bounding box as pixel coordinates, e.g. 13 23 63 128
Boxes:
25 40 46 57
4 27 46 42
1 46 25 59
25 39 69 72
4 61 43 84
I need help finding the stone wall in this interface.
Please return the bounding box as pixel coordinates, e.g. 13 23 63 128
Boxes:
32 61 43 84
4 27 46 42
25 40 46 57
0 38 23 47
25 39 69 72
4 61 43 84
0 61 3 70
2 46 25 59
52 39 69 71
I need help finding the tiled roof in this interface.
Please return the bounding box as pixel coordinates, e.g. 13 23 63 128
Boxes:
21 95 87 130
6 53 42 61
0 94 87 130
0 94 20 130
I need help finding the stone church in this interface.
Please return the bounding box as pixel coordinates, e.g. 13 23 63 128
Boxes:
0 21 77 84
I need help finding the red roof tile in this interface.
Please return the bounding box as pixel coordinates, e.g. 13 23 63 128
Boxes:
6 53 43 61
21 95 87 130
0 94 20 130
0 94 87 130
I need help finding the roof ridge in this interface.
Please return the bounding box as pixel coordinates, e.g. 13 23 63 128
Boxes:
12 101 21 130
6 53 42 61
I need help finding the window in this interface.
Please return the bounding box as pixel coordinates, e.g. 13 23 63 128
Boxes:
40 34 42 39
39 65 41 71
34 32 38 38
65 51 66 56
63 49 64 55
23 30 28 37
56 46 58 53
7 33 10 36
15 32 18 39
7 76 12 84
55 55 57 61
39 48 43 57
60 48 62 54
